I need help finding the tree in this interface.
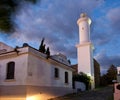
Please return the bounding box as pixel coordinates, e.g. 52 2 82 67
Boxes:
0 0 37 33
106 64 117 84
46 47 50 59
39 38 51 57
39 38 46 53
42 44 46 53
39 38 44 52
100 64 117 86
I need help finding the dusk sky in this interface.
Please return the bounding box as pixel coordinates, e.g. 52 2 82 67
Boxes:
0 0 120 74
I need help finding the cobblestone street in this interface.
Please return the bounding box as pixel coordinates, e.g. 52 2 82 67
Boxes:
50 86 113 100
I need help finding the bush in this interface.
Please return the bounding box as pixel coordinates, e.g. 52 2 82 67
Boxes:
73 72 91 90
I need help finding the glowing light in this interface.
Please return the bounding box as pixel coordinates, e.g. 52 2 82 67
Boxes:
26 96 37 100
88 18 91 25
26 94 41 100
87 73 91 76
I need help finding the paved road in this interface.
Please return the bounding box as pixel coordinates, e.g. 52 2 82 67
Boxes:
50 86 113 100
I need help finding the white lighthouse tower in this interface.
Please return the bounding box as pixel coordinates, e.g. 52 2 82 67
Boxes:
76 13 95 89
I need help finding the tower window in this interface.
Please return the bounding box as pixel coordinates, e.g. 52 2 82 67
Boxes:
65 72 69 83
54 68 59 78
82 27 84 30
6 62 15 79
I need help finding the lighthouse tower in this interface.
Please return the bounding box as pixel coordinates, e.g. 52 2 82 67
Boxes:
76 13 95 89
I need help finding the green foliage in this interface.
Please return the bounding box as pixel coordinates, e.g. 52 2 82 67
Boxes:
39 38 51 58
106 64 117 84
39 38 46 53
46 47 50 59
100 64 117 86
0 0 37 33
73 72 91 90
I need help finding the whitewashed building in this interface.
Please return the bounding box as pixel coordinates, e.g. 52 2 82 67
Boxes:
0 42 74 100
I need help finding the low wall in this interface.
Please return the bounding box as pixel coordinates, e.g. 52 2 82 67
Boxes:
74 81 86 92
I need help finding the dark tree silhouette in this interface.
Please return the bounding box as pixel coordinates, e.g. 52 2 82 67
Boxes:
106 64 117 84
39 38 51 57
0 0 37 33
39 38 44 52
100 64 117 86
42 44 46 53
39 38 46 53
46 47 50 59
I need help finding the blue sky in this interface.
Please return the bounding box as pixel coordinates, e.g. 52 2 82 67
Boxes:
0 0 120 74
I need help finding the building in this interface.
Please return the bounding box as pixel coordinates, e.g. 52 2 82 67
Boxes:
114 67 120 100
0 42 74 100
116 66 120 83
117 67 120 75
76 13 95 89
93 59 100 87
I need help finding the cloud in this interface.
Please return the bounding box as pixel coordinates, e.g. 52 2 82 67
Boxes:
95 50 120 74
91 7 120 75
106 7 120 32
105 7 120 38
9 0 104 61
90 6 120 48
1 0 119 74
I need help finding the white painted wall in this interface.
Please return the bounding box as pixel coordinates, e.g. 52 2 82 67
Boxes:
0 43 73 89
77 43 94 76
27 47 72 88
117 67 120 74
75 81 86 91
0 52 28 85
0 42 14 53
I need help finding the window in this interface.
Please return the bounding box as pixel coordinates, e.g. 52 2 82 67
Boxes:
6 62 15 79
82 27 84 30
65 72 68 83
54 68 59 78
